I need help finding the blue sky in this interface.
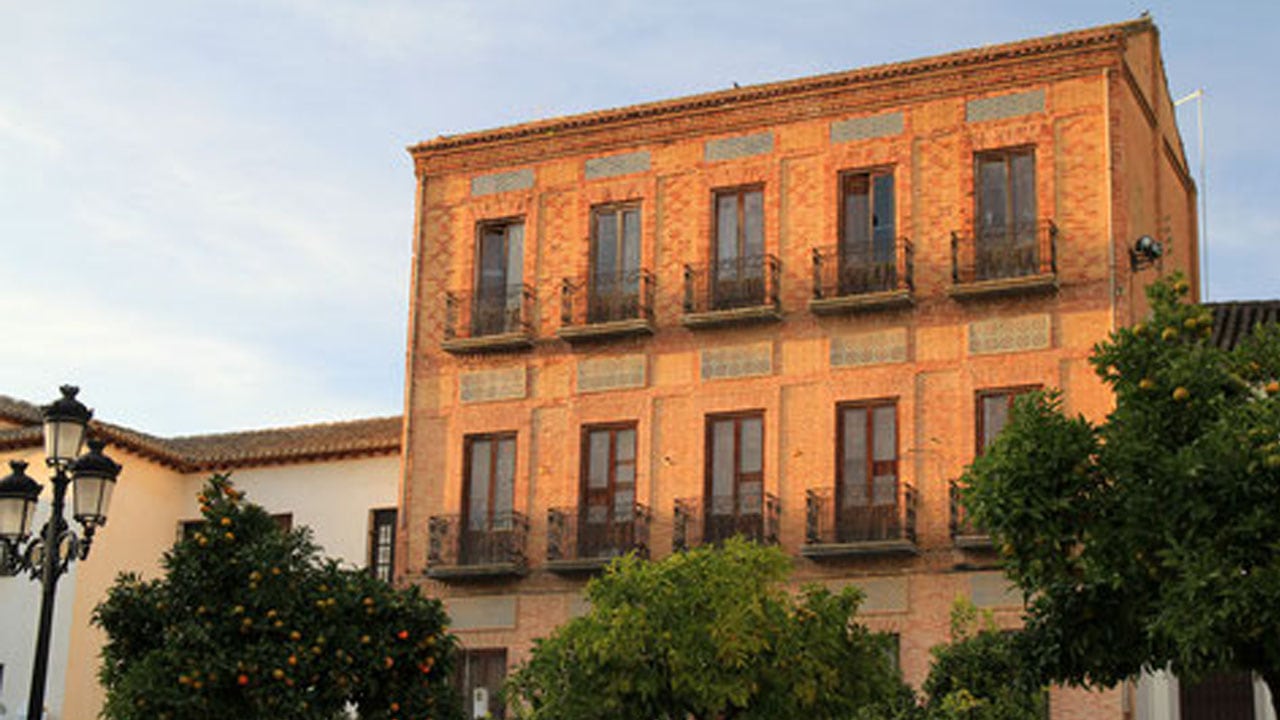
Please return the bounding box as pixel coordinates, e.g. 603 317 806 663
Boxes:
3 1 1277 435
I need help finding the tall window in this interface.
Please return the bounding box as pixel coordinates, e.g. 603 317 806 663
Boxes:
840 170 896 293
589 204 642 323
838 401 899 541
977 387 1039 453
462 433 516 564
454 648 508 719
975 148 1037 279
581 424 637 558
368 508 396 583
474 220 525 335
713 187 765 309
705 412 764 543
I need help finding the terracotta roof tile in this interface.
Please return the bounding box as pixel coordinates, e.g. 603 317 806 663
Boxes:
0 395 401 471
1209 300 1280 351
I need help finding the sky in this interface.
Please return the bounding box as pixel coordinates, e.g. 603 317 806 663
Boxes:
3 1 1278 436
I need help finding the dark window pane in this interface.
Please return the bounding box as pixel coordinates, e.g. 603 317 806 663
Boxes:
494 439 515 517
872 173 896 262
743 190 764 257
739 417 762 474
622 209 641 275
594 212 619 279
842 408 868 507
978 157 1008 237
717 194 739 263
843 175 871 257
468 440 492 530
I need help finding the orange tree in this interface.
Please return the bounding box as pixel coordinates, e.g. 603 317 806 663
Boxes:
505 538 912 720
962 275 1280 715
94 475 461 720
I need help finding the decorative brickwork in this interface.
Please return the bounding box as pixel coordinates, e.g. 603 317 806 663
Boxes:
968 314 1051 355
700 343 774 380
445 596 519 630
459 366 528 403
584 151 651 180
704 131 773 162
470 168 535 196
576 354 646 393
969 571 1022 608
965 88 1046 123
830 111 905 144
830 328 909 367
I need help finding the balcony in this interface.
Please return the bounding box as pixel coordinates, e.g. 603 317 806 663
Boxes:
681 255 782 329
557 271 655 343
441 284 535 354
426 512 529 580
802 486 918 559
673 494 780 551
950 481 993 550
545 504 651 573
950 220 1058 299
809 239 914 315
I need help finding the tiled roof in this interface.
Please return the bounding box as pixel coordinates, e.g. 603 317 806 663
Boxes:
0 397 401 471
0 394 42 425
410 17 1150 155
1209 300 1280 351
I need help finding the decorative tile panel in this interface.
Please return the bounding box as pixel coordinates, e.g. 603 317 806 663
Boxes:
970 572 1021 608
444 596 518 630
830 112 905 144
577 354 647 393
704 132 774 162
828 576 908 613
968 314 1051 355
470 168 535 196
830 328 908 367
701 343 774 380
965 89 1046 123
459 366 528 403
585 151 651 180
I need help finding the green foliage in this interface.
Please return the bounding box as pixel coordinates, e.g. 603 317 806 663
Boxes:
94 475 463 720
505 538 911 720
920 600 1046 720
962 274 1280 694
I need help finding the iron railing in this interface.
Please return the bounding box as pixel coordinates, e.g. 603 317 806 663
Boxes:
673 493 780 550
560 270 655 328
427 512 529 570
546 503 651 563
444 284 535 340
812 238 914 299
804 485 917 546
949 481 990 542
683 254 781 314
951 220 1058 284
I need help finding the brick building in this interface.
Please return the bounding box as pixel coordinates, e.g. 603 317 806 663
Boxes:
403 18 1198 719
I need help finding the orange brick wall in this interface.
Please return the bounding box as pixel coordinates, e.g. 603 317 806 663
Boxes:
402 21 1194 718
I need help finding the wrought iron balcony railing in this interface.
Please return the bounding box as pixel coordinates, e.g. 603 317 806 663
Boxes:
950 481 993 549
811 238 914 311
802 485 918 557
442 284 535 353
558 270 655 341
426 512 529 578
546 503 650 570
673 493 780 551
950 220 1058 294
682 254 781 327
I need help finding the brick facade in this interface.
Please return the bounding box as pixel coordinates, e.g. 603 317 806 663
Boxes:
404 18 1196 719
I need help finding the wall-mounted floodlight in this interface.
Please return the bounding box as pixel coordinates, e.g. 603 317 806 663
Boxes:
1130 235 1164 271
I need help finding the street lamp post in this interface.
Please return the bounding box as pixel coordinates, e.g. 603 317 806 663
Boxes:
0 386 122 720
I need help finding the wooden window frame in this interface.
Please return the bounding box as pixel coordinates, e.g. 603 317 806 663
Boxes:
836 398 900 508
838 168 896 252
704 410 766 517
462 432 518 531
368 507 397 583
974 146 1037 244
580 422 638 517
712 184 766 265
473 217 526 291
975 385 1041 455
